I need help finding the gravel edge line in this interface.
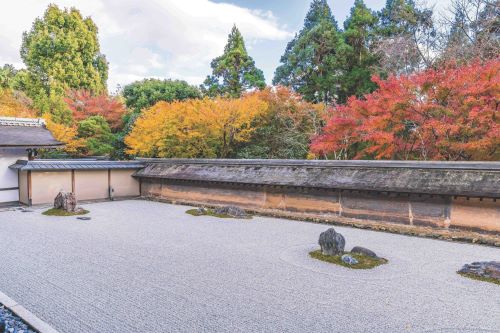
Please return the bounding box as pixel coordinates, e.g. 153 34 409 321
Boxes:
143 197 500 247
0 291 60 333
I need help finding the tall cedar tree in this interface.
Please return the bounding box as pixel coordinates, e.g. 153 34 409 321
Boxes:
375 0 434 75
273 0 346 104
20 4 108 122
202 26 265 98
340 0 379 103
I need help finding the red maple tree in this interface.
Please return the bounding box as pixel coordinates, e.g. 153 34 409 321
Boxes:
311 58 500 161
65 90 126 130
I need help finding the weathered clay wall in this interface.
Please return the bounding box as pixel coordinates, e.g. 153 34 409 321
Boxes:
139 178 500 234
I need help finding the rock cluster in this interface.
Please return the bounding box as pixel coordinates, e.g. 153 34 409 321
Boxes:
214 206 248 218
54 191 77 212
458 261 500 280
0 304 37 333
318 228 345 256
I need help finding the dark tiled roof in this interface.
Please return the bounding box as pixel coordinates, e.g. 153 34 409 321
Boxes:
0 117 63 148
134 159 500 198
9 160 144 171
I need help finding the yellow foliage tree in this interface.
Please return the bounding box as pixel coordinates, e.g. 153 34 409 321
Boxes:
43 115 86 155
0 89 36 118
125 95 268 158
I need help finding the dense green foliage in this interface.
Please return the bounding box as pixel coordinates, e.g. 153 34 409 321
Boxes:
77 116 115 156
235 87 324 159
21 4 108 96
273 0 346 104
18 4 108 122
202 25 265 98
122 78 201 113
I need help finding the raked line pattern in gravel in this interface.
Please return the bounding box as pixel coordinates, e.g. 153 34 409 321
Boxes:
0 200 498 333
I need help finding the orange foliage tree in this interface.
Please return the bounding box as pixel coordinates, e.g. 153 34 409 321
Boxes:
311 59 500 160
65 90 126 130
125 95 268 158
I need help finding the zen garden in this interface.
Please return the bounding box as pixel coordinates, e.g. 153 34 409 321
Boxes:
0 0 498 332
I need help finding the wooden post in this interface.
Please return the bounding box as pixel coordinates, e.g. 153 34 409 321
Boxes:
27 170 32 206
71 170 75 193
108 169 112 200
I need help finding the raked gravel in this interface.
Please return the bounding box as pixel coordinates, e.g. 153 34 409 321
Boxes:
0 200 498 333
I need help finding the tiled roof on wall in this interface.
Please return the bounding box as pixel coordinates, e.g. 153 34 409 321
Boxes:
0 117 63 148
9 160 144 171
134 159 500 198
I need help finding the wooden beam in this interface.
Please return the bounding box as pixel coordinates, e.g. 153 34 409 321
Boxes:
27 170 32 206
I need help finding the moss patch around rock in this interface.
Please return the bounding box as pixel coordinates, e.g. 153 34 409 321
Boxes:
457 272 500 285
186 208 251 219
42 208 89 216
309 250 388 269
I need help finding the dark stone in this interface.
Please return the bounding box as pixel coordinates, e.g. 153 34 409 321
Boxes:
341 254 359 265
318 228 345 256
351 246 377 258
77 217 91 221
458 261 500 280
54 192 77 212
214 206 247 218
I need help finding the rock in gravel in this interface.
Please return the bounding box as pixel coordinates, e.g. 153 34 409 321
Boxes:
318 228 345 256
196 207 208 215
214 206 247 218
54 191 77 212
458 261 500 279
77 217 91 221
341 254 359 265
351 246 377 258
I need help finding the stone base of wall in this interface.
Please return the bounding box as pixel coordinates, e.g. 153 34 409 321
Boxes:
139 179 500 240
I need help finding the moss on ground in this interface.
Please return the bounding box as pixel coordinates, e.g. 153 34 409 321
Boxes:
186 208 231 218
42 208 89 216
457 272 500 285
186 208 251 219
309 250 388 269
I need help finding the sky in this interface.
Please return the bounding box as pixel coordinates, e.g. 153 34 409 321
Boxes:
0 0 453 92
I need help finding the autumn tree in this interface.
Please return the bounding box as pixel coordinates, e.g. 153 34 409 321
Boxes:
202 25 265 98
235 87 325 159
311 59 500 161
0 89 36 118
273 0 346 104
125 95 268 158
65 90 126 130
20 4 108 121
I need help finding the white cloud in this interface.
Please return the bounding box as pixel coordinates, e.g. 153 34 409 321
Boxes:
0 0 291 91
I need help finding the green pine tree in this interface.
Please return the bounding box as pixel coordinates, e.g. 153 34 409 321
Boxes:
273 0 347 104
339 0 379 103
202 25 265 98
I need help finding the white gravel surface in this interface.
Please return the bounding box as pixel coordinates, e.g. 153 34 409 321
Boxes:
0 200 498 333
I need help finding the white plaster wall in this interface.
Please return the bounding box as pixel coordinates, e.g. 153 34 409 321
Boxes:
0 148 25 203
